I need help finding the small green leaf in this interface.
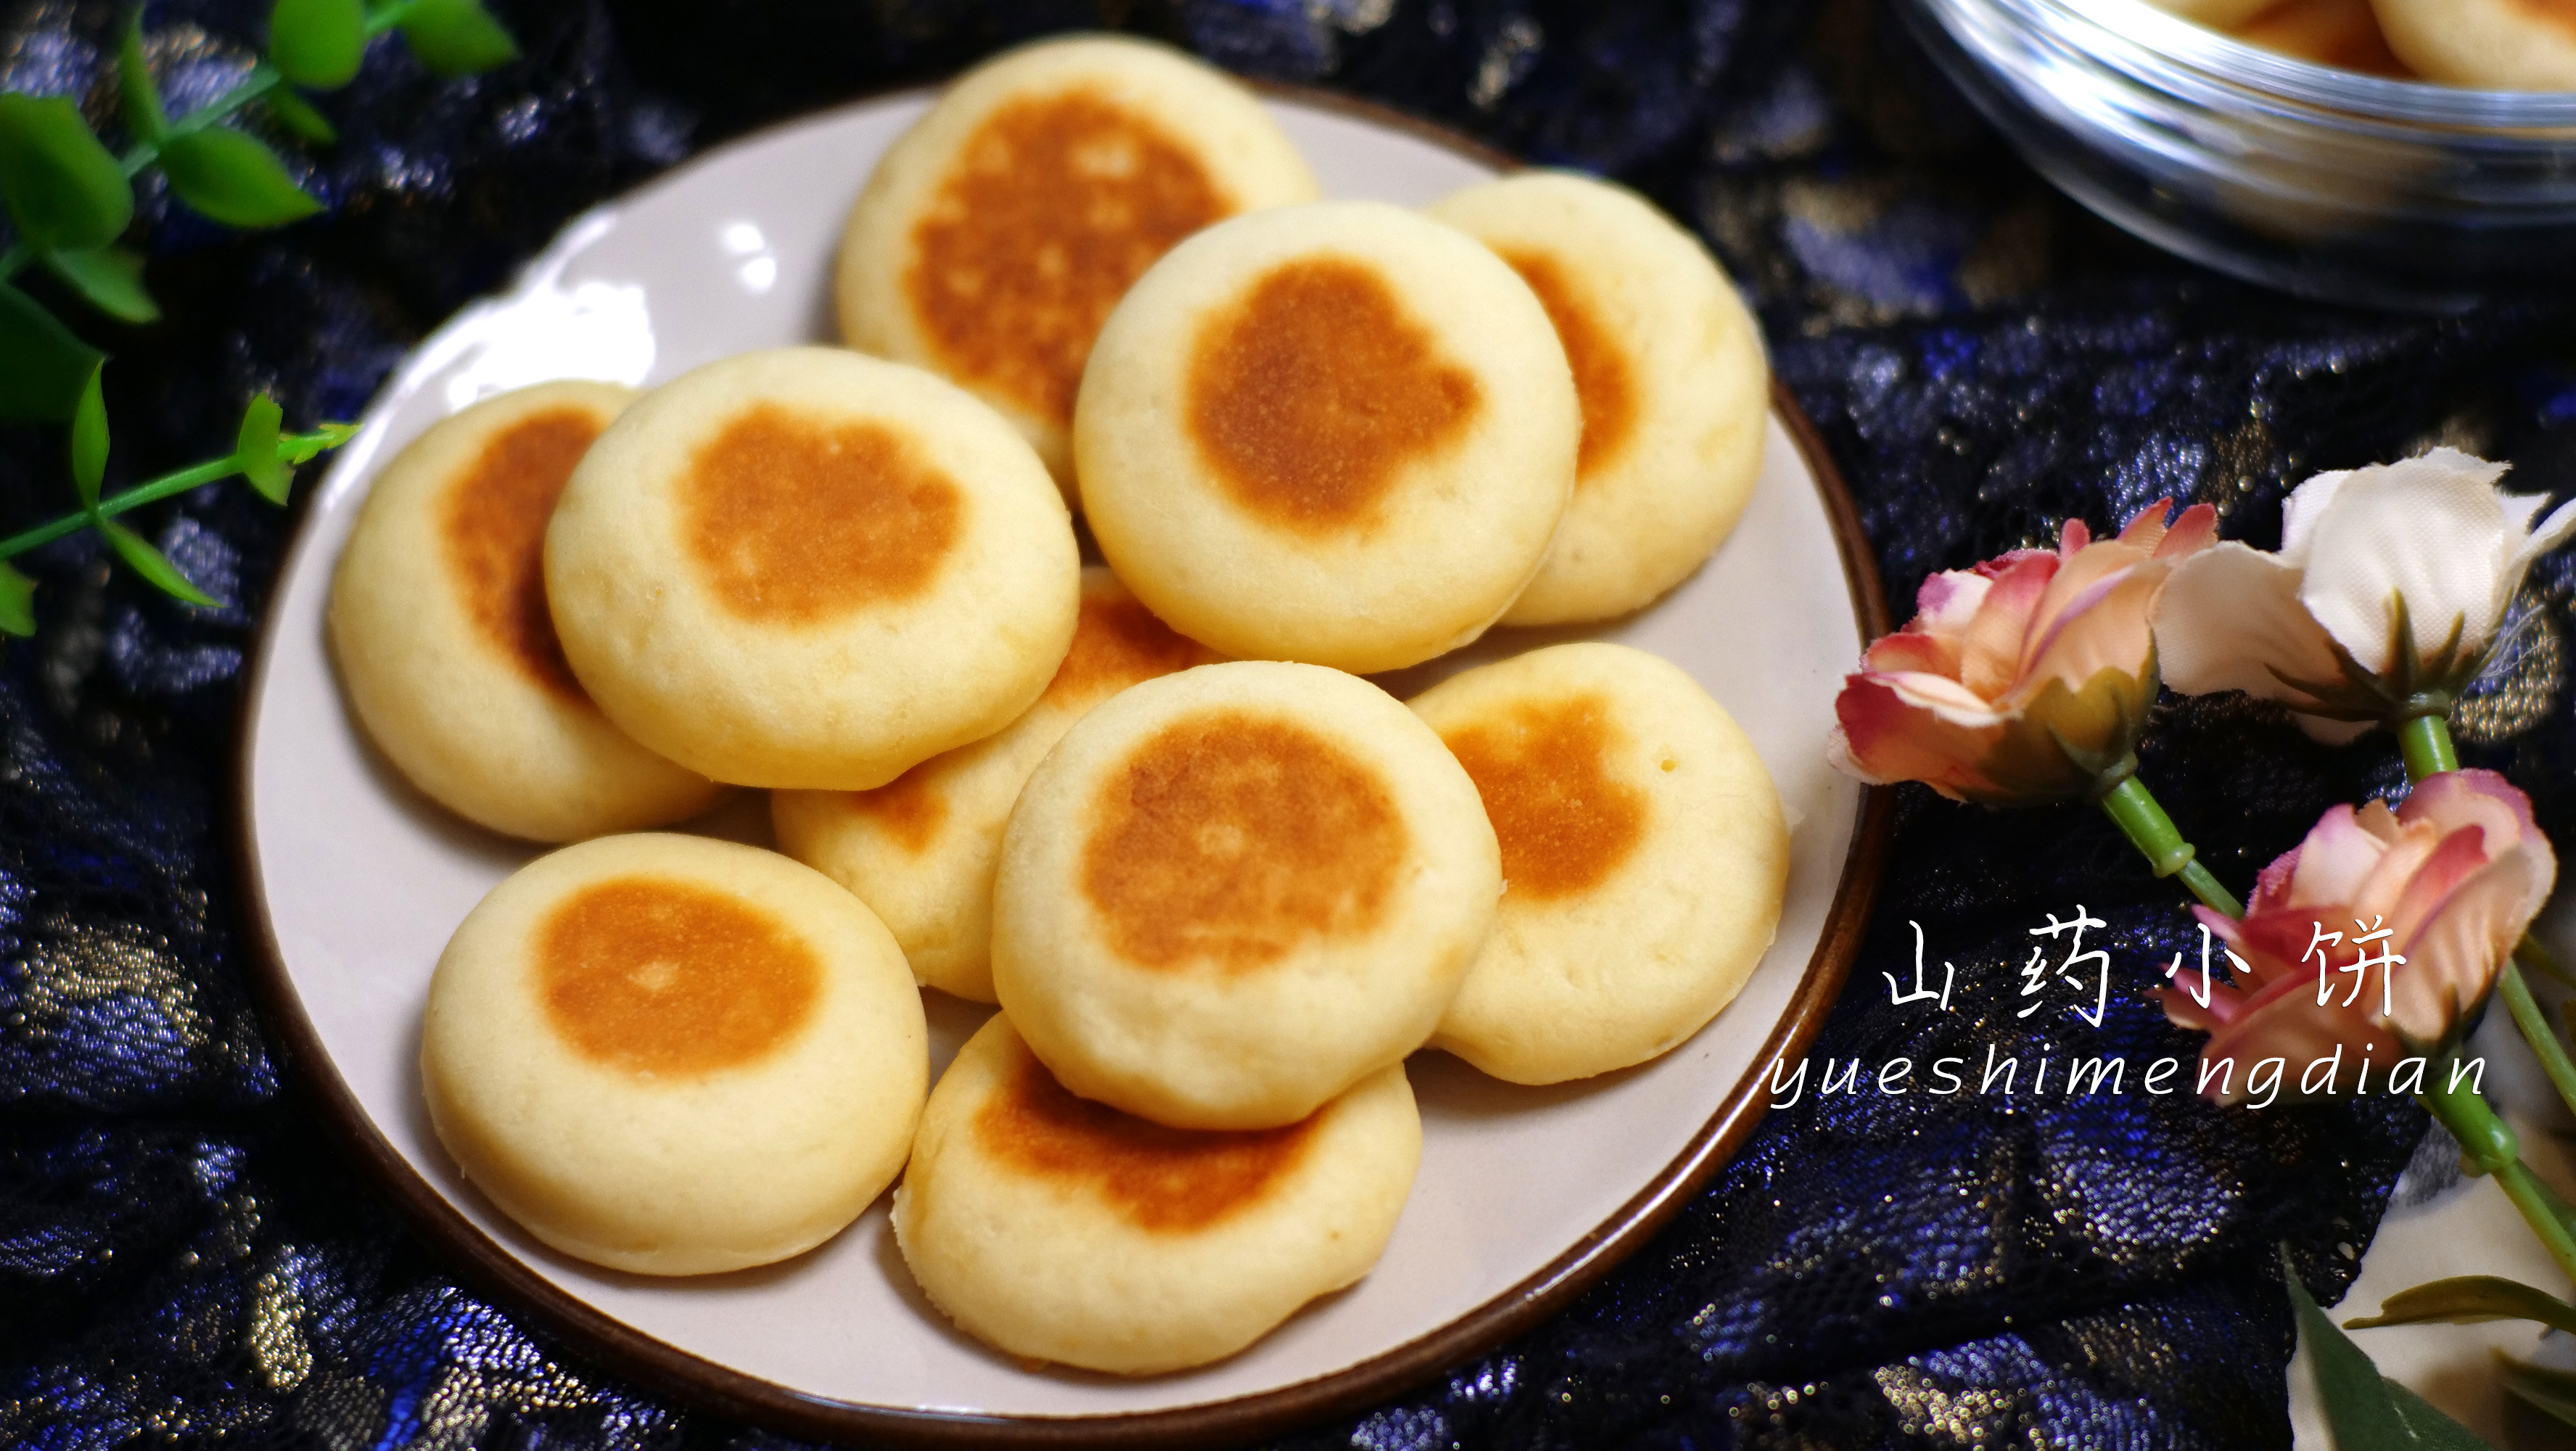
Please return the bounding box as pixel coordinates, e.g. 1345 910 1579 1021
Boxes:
2498 1355 2576 1429
395 0 517 77
157 126 322 228
263 89 337 145
2284 1247 2474 1451
2384 1381 2495 1450
0 562 36 638
70 363 108 509
271 0 366 88
285 419 358 464
2345 1275 2576 1336
96 517 218 608
0 94 135 251
236 394 289 505
41 244 158 324
118 15 167 141
0 281 105 423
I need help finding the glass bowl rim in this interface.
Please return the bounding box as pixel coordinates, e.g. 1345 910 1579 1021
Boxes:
1965 0 2576 128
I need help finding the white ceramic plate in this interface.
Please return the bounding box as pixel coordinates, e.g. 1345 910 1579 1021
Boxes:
236 88 1887 1444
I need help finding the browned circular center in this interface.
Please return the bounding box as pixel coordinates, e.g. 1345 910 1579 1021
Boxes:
1045 591 1214 708
1079 709 1408 971
1442 694 1647 902
907 90 1228 427
974 1048 1320 1233
438 407 605 699
1498 247 1637 484
848 768 950 855
680 405 963 623
1185 258 1483 535
533 875 823 1077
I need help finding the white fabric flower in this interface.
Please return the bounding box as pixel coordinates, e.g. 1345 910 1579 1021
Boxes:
2155 448 2576 741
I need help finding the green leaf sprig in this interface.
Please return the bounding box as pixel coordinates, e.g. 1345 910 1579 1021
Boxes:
0 0 512 638
0 364 357 632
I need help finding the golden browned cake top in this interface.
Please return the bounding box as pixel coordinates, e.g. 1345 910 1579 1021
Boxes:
847 768 951 855
2233 0 2414 74
974 1046 1321 1233
1441 694 1647 903
908 91 1229 427
1497 248 1637 484
1045 591 1214 707
2507 0 2576 40
1185 258 1482 536
1079 709 1407 971
680 406 963 624
533 876 823 1077
439 406 606 699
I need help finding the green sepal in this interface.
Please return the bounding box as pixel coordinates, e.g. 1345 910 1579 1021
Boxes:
271 0 366 88
2285 1247 2500 1450
395 0 517 77
0 280 106 423
2346 1274 2576 1337
70 363 108 509
2266 593 2481 728
0 562 36 638
0 94 136 252
41 244 158 324
235 394 290 504
96 517 218 608
157 126 323 229
119 15 168 142
2498 1355 2576 1429
263 89 337 145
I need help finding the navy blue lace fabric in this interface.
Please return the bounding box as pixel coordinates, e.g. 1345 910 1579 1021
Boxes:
5 0 2573 1445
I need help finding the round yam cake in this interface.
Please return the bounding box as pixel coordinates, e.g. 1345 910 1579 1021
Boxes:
2230 0 2414 73
894 1014 1419 1376
1424 172 1770 626
991 660 1499 1130
838 34 1319 496
2372 0 2576 88
2141 0 2274 26
1076 201 1579 674
543 348 1080 791
327 381 724 841
1407 644 1788 1084
419 833 928 1275
773 568 1221 1003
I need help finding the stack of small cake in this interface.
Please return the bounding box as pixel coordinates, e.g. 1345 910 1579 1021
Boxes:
329 32 1787 1379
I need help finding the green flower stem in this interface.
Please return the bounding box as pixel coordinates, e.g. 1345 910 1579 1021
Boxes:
2097 776 2245 918
0 242 28 284
172 70 287 136
363 0 425 36
2521 932 2576 990
2398 713 2461 779
112 66 290 180
2421 1065 2576 1288
2501 963 2576 1126
0 424 354 562
2387 712 2576 1293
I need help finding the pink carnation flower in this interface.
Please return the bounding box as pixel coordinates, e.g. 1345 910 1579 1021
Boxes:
1829 500 2217 805
2165 770 2555 1103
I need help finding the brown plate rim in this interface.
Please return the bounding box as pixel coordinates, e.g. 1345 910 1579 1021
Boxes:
228 78 1894 1451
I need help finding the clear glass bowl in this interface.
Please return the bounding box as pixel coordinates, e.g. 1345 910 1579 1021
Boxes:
1898 0 2576 311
